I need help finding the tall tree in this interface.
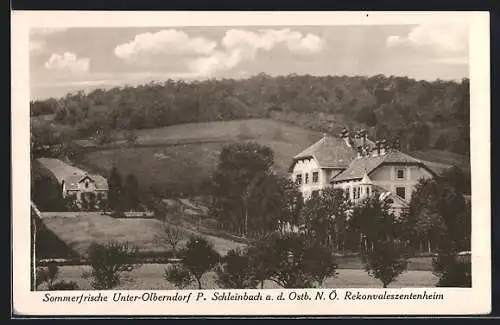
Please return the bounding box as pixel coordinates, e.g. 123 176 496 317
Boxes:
301 188 352 249
210 142 275 236
215 248 259 289
164 236 220 289
83 241 138 290
277 179 304 233
349 197 408 288
247 232 338 288
124 174 140 210
406 173 471 254
108 165 123 211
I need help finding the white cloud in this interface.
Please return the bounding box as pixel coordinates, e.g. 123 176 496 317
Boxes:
386 25 468 56
189 28 325 76
115 28 325 77
44 52 90 75
114 29 217 63
221 28 324 57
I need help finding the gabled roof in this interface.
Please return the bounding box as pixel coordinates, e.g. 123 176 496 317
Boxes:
64 174 108 191
37 157 86 184
360 171 372 185
331 150 435 183
37 157 108 190
289 135 357 172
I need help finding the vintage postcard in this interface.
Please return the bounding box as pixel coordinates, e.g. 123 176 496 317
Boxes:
11 11 491 316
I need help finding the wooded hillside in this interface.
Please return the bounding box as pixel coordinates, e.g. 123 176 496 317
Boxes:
30 74 470 156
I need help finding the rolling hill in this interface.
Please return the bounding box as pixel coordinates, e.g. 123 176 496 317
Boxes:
74 118 469 198
77 118 324 196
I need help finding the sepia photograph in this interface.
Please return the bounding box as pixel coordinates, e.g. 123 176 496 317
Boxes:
12 11 490 316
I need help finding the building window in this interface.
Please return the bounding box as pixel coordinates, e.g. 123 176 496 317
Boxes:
396 187 406 199
312 171 319 183
305 173 309 184
296 174 302 185
352 186 361 199
85 180 89 189
396 168 405 180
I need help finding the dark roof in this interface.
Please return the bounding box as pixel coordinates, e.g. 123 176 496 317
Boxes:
64 174 108 191
37 157 108 190
332 150 433 182
289 135 357 171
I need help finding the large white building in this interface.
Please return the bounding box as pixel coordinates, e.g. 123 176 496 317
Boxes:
289 129 445 214
288 132 357 200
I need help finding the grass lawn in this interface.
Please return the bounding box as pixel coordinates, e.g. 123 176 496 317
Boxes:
80 119 323 193
49 264 438 290
40 213 246 257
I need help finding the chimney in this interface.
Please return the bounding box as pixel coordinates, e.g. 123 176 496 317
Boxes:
353 130 361 148
360 129 367 147
373 140 381 157
393 139 400 151
356 147 363 159
380 139 387 155
340 128 351 147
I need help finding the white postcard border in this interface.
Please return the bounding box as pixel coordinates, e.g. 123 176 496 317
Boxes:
11 11 491 316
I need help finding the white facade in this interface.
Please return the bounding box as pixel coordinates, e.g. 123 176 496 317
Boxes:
290 157 341 200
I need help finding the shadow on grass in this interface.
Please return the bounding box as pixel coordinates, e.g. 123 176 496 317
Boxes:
34 214 80 260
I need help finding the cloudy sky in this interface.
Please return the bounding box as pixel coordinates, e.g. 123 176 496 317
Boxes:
29 25 469 100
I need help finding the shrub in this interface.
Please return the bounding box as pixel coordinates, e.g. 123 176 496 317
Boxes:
84 241 138 289
164 236 220 289
35 262 79 291
433 251 471 287
216 248 259 289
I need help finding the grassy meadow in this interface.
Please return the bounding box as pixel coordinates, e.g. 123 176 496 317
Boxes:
39 213 246 258
78 119 323 194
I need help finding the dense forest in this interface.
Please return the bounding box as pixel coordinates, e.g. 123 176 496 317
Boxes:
30 74 470 156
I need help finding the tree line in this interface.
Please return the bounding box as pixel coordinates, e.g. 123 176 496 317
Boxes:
30 74 470 155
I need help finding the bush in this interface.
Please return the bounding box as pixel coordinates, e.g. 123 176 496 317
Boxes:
35 262 79 291
216 248 259 289
164 236 220 289
84 241 139 289
433 252 471 287
49 281 79 290
248 232 338 288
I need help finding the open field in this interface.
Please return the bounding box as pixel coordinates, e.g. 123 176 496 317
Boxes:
43 263 438 290
79 119 323 193
76 119 468 195
40 213 245 257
